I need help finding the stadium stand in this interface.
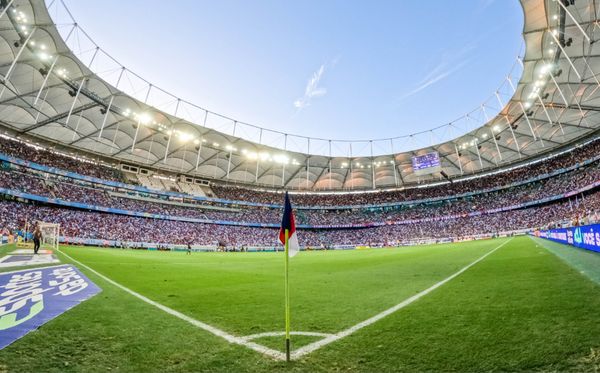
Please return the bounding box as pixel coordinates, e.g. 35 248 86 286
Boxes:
0 134 598 248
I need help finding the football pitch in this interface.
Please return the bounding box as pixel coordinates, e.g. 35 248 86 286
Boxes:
2 236 600 372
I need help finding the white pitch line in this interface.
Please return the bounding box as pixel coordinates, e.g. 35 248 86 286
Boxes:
241 331 334 341
57 248 286 360
291 237 513 359
0 263 69 275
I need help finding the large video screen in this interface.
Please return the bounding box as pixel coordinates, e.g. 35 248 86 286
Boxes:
411 152 442 176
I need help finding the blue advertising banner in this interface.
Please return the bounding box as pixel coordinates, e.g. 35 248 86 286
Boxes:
536 223 600 253
0 264 101 349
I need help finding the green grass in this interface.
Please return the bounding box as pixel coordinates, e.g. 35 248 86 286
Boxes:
1 236 600 372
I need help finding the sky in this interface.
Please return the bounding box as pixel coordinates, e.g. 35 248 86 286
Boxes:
60 0 524 143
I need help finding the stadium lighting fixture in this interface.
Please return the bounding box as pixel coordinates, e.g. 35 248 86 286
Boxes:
259 152 270 161
540 63 553 74
524 102 532 109
548 48 555 54
212 142 219 147
40 44 46 50
553 14 558 20
178 132 193 142
482 133 488 139
29 40 35 46
136 113 152 125
273 154 289 164
552 29 558 36
193 139 200 145
342 162 348 167
38 52 49 60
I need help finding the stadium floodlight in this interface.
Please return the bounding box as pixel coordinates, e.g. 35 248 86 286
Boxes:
136 112 152 125
178 132 193 142
193 139 200 145
524 102 532 109
213 142 219 147
273 154 289 164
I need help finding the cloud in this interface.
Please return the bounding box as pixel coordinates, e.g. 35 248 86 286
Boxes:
397 59 470 102
294 61 334 110
396 43 476 102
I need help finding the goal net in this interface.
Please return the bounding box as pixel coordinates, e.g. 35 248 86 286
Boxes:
38 222 60 250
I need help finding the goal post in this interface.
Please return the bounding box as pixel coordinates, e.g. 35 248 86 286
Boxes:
38 221 60 251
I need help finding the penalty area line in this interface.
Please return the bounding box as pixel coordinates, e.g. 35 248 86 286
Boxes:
57 248 287 361
291 237 514 359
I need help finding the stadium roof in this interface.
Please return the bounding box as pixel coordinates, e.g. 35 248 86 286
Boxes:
0 0 598 190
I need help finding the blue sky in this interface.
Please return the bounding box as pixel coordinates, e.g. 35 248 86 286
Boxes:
61 0 524 142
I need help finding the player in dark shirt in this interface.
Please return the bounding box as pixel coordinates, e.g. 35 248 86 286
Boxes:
33 226 42 254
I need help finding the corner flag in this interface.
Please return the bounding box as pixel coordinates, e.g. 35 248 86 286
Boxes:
279 192 300 257
279 191 298 362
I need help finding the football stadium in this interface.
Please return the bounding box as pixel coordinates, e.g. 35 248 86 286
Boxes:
0 0 600 372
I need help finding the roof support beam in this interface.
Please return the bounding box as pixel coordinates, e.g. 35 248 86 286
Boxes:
19 102 98 134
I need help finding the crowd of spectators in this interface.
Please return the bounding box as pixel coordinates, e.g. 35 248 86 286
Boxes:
212 139 600 206
0 191 597 247
0 134 599 247
0 160 597 226
0 136 124 182
0 135 598 209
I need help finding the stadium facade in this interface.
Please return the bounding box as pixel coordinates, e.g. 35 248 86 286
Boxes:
0 0 597 250
0 0 597 191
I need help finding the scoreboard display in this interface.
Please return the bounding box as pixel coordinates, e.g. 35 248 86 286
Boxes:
411 152 442 176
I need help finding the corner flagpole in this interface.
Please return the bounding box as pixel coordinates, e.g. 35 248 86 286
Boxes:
284 228 291 362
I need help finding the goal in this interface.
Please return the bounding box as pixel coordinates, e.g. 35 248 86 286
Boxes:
38 222 60 250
